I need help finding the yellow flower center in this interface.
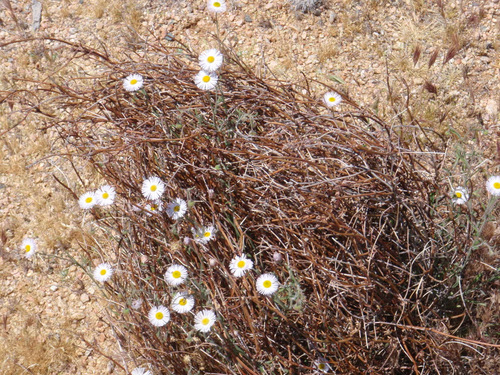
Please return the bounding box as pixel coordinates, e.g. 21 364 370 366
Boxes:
207 56 215 63
329 97 336 102
172 270 181 279
202 317 210 325
102 192 109 199
213 1 221 7
203 231 211 238
263 280 272 288
237 260 245 268
319 363 325 370
455 191 462 198
150 205 156 211
25 245 31 252
494 182 500 189
155 312 164 320
174 205 180 212
100 269 107 275
150 185 157 192
130 79 138 85
202 75 211 83
85 197 93 203
179 298 187 306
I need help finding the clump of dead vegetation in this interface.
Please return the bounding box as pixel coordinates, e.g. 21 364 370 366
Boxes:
0 315 77 374
2 35 499 374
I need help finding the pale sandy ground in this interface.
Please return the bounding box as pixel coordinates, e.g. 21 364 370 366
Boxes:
0 0 498 373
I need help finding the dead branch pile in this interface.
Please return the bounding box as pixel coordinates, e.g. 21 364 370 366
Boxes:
8 38 493 374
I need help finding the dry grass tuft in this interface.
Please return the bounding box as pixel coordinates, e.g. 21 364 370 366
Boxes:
317 43 338 64
2 34 499 374
0 309 78 374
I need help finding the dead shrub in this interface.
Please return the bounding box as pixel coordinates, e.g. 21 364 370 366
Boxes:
3 37 499 374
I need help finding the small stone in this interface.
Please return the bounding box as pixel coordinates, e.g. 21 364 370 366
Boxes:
233 0 243 9
32 0 42 32
80 293 90 303
259 19 273 29
273 252 283 263
131 298 143 310
394 41 405 51
485 99 498 121
329 11 337 23
244 14 252 23
50 285 58 292
71 312 86 321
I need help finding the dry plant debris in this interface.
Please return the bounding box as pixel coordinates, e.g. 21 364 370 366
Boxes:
4 33 493 373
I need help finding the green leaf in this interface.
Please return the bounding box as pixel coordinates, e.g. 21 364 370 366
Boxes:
328 75 345 84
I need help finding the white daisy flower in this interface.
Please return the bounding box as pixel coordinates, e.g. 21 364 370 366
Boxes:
165 264 188 286
123 74 144 92
145 201 163 215
452 186 469 205
171 293 195 314
194 70 218 91
207 0 226 13
21 238 37 259
486 176 500 196
93 263 113 282
229 255 254 277
141 177 166 200
131 298 143 310
79 191 97 210
199 49 224 73
192 225 216 244
315 359 331 373
148 305 170 327
95 185 116 206
256 273 279 296
323 91 342 107
131 368 152 375
166 198 187 220
194 309 216 333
